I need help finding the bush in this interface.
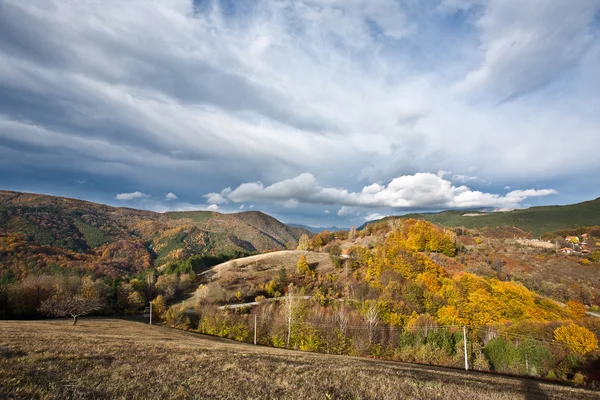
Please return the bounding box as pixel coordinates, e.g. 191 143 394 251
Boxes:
553 323 599 355
483 337 519 373
516 339 553 376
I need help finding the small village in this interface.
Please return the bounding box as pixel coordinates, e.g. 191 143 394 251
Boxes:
559 233 594 256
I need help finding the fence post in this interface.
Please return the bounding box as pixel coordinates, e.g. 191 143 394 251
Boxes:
149 301 152 325
463 326 469 371
254 314 257 345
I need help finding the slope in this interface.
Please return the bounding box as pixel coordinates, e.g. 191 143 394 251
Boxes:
2 319 598 400
0 190 310 279
361 197 600 236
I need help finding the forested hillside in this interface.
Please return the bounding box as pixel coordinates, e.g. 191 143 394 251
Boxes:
361 198 600 237
168 219 600 386
0 190 309 281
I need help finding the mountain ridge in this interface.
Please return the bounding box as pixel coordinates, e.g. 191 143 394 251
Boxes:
0 190 311 279
359 197 600 236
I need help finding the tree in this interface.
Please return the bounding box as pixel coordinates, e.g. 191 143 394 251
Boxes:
362 300 379 345
565 300 586 320
349 226 357 240
553 323 598 355
329 244 342 268
39 293 103 325
297 233 310 251
285 284 295 348
297 255 310 276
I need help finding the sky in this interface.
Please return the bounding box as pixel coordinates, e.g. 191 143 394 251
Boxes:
1 0 599 227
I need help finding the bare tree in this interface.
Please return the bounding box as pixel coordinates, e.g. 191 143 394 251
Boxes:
362 301 379 345
39 293 103 325
349 226 357 240
285 284 295 348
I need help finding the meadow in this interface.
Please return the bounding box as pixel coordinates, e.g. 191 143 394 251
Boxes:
1 319 598 400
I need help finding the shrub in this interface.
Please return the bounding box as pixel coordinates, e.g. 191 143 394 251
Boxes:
516 339 553 376
483 337 519 373
553 323 598 355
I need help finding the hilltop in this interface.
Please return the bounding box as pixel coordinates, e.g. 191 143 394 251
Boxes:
360 197 600 237
0 190 310 280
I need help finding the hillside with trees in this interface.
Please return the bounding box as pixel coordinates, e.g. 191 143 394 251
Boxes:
360 197 600 237
0 191 310 282
160 219 600 386
3 191 600 386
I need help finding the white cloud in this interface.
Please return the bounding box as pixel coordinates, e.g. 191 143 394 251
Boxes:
115 191 148 201
165 192 178 200
365 212 385 221
204 188 232 205
207 204 219 211
1 0 598 225
324 209 330 214
338 206 361 217
239 204 245 210
216 172 558 210
456 0 600 101
452 174 478 183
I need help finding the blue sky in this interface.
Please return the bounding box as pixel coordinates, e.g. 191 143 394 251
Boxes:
1 0 599 227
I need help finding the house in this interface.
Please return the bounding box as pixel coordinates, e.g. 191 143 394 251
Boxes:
340 249 351 259
560 247 575 254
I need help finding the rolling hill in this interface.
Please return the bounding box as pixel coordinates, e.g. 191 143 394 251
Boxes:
360 197 600 237
0 190 310 279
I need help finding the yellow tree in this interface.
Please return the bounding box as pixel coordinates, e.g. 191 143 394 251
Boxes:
553 323 598 355
296 234 310 251
565 300 586 320
297 255 310 276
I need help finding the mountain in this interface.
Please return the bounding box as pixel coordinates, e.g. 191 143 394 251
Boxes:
0 190 310 279
286 223 347 234
359 197 600 236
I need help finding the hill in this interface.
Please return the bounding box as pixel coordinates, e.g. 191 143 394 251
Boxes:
360 197 600 237
0 190 310 280
287 223 347 233
2 319 598 400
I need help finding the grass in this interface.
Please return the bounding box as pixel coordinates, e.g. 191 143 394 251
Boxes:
1 319 598 399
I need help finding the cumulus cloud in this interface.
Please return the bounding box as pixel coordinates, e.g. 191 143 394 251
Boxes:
165 192 178 200
215 172 557 211
115 191 148 201
204 188 232 205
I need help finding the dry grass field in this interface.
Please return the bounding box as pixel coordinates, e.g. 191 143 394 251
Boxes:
1 319 598 400
190 250 334 303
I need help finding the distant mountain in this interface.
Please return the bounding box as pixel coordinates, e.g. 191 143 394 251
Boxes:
286 224 347 234
359 197 600 236
0 190 311 279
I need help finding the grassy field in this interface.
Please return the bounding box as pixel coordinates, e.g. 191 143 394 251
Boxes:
1 319 598 400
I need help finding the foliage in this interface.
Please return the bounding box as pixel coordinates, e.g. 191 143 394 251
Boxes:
553 323 598 355
483 337 519 373
297 233 311 251
566 300 586 320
